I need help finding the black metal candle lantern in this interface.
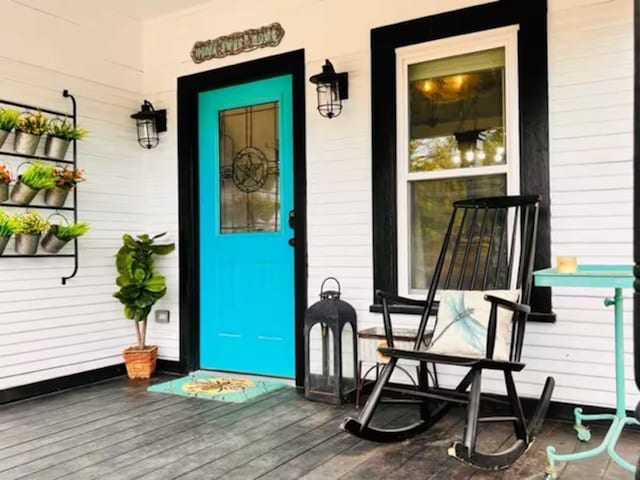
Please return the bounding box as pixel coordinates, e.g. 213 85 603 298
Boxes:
308 60 349 119
130 100 167 149
304 277 357 404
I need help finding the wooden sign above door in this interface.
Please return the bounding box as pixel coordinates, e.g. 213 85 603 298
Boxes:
191 22 285 64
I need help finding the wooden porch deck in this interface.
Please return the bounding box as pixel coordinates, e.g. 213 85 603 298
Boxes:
0 376 637 479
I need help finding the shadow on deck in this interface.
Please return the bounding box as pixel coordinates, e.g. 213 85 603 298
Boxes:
0 375 637 479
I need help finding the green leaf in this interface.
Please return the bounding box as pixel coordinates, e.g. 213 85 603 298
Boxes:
149 243 175 255
145 275 166 292
133 268 146 282
124 305 135 320
138 290 157 306
123 234 137 250
115 275 131 287
152 232 167 239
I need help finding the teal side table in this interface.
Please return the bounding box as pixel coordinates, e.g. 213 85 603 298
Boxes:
534 265 639 479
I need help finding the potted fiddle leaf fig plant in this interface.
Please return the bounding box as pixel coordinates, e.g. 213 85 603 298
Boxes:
113 232 175 379
14 210 49 255
14 111 48 155
45 117 88 159
0 210 17 255
0 107 20 149
11 162 56 205
41 220 89 254
45 166 85 207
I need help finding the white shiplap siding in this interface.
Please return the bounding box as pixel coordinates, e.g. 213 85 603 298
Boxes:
538 0 636 408
0 3 146 390
2 0 636 411
140 0 638 409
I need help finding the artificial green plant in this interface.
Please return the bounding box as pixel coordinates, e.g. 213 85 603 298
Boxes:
14 211 49 235
50 221 89 241
16 111 48 135
20 162 56 190
0 108 20 132
113 233 175 349
48 117 89 141
0 211 17 237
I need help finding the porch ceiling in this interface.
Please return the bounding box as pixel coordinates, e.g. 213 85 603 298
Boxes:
111 0 223 20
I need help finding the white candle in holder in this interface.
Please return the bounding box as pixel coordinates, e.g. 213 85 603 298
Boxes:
557 256 578 273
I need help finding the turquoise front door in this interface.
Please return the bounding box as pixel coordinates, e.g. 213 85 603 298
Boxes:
199 75 295 377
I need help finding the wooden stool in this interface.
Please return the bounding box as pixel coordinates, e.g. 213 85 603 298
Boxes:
355 326 437 408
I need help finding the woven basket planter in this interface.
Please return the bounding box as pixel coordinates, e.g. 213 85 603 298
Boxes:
123 345 158 379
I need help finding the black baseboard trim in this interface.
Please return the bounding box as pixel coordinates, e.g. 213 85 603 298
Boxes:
522 397 638 430
156 359 187 375
0 364 126 405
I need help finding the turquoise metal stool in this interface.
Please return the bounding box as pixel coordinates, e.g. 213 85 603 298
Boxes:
534 265 640 479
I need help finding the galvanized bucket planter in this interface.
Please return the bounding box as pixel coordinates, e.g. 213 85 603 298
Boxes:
44 136 70 159
14 131 41 156
0 236 9 255
15 234 40 255
45 186 69 207
10 177 39 205
0 183 8 203
41 231 68 253
0 129 9 149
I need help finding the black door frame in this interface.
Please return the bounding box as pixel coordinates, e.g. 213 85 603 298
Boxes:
633 0 639 391
176 49 307 387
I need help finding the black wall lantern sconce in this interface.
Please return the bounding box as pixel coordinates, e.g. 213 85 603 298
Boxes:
309 59 349 119
130 100 167 149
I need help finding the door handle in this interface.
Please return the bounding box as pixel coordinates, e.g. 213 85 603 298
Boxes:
288 209 295 229
288 238 295 247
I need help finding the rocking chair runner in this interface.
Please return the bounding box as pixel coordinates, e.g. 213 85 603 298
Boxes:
342 195 555 470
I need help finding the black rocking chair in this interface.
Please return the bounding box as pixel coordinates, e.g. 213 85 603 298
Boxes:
342 195 555 470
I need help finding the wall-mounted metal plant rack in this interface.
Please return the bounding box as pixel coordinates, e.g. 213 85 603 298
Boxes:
0 90 79 284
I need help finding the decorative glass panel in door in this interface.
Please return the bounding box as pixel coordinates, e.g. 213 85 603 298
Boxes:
219 102 280 233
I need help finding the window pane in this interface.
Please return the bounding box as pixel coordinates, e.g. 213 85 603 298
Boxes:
410 174 506 291
219 102 280 233
408 48 505 172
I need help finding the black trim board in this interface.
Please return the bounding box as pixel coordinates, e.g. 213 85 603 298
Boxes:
633 0 640 392
370 0 554 322
156 359 184 375
0 361 187 405
177 50 307 387
0 364 126 405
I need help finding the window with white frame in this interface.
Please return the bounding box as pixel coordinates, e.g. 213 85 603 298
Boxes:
396 27 520 296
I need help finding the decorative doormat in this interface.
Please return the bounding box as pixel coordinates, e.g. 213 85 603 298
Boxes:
147 372 287 403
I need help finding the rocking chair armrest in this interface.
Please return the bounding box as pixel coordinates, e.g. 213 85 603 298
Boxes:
375 290 427 349
483 294 531 315
376 289 427 308
483 295 530 360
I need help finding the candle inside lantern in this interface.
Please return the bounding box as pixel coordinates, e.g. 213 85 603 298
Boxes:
557 256 578 273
